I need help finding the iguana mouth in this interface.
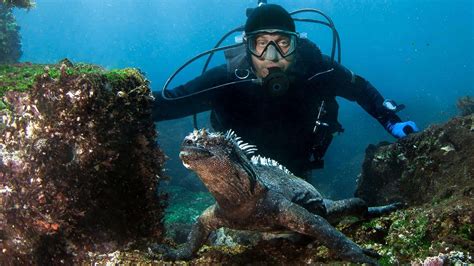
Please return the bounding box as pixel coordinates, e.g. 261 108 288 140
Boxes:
179 146 212 163
180 146 211 156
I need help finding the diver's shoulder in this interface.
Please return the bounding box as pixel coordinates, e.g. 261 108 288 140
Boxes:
320 54 334 65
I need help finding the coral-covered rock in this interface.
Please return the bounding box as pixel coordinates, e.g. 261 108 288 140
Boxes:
351 110 473 264
355 114 473 206
0 62 166 264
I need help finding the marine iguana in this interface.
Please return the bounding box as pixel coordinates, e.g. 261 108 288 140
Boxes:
153 129 401 264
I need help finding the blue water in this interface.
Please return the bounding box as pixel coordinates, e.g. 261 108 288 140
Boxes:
14 0 473 198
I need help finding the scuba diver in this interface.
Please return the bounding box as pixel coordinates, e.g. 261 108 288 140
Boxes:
152 3 419 178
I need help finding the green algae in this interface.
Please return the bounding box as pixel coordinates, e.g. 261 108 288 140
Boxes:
457 224 473 240
105 68 147 86
163 186 215 225
0 62 146 110
347 198 473 265
0 63 95 95
1 64 45 94
388 210 431 258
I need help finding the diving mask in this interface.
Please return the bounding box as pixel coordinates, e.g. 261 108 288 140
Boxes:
245 29 298 59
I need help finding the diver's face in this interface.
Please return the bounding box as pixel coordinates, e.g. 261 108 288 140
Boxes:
250 34 295 78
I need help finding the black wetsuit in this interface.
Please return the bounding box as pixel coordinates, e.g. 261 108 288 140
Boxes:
153 38 401 176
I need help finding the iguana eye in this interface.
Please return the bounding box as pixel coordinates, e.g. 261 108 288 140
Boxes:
184 139 193 145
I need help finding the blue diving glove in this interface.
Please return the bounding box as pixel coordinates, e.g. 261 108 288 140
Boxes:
386 121 419 138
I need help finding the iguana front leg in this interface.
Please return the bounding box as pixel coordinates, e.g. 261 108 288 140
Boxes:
272 194 379 265
150 204 223 260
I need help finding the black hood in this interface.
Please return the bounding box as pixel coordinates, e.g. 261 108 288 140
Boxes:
245 4 295 34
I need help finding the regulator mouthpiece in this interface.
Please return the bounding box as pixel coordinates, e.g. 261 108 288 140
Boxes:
263 67 289 97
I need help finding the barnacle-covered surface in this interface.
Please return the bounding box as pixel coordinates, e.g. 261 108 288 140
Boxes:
0 61 166 264
0 2 22 64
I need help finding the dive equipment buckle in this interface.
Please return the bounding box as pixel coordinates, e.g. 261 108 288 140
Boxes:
313 100 329 133
383 99 405 113
308 100 344 170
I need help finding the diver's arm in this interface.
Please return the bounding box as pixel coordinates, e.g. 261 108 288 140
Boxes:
152 64 229 121
320 56 402 129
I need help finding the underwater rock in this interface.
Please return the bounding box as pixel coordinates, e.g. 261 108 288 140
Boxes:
457 96 474 116
355 114 473 205
0 2 22 64
339 197 473 264
351 111 473 264
0 62 166 264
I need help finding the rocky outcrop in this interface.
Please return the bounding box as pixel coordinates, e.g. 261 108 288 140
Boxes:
0 62 167 264
355 114 473 205
350 111 473 264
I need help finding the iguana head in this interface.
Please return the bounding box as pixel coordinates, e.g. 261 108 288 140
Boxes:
179 129 261 205
179 128 256 171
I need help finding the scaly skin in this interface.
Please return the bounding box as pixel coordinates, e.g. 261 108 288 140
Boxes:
152 129 401 264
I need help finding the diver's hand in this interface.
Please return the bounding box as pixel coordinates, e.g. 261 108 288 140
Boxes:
387 121 419 138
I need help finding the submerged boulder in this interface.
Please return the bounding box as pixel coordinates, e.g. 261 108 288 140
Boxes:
355 114 473 205
0 62 166 264
351 107 473 264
